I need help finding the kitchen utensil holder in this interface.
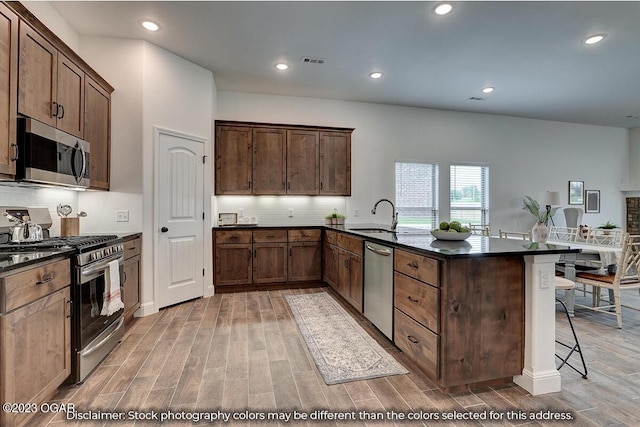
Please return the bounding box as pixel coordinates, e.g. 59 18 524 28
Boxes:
61 217 80 236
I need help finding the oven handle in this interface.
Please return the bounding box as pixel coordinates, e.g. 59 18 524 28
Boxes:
81 256 124 277
80 317 124 357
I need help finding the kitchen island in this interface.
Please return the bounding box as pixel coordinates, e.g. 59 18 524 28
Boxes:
340 224 579 395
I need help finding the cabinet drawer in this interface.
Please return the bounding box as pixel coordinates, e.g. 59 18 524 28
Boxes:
253 229 287 243
394 309 439 380
123 236 141 259
394 272 439 333
215 230 252 244
395 249 439 286
288 229 321 242
337 233 363 256
324 230 337 246
1 258 71 313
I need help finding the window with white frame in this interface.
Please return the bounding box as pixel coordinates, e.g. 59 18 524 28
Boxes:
395 162 439 228
450 164 489 225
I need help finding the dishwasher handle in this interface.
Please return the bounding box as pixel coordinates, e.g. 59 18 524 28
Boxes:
365 243 392 256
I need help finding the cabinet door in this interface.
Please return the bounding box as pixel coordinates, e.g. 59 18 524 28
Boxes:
286 130 319 195
85 76 111 190
123 254 141 321
0 3 18 177
323 243 339 291
215 243 252 285
288 241 322 282
253 242 287 283
253 128 286 194
18 21 57 126
56 53 84 138
340 252 363 312
215 125 252 194
0 287 71 427
320 131 351 195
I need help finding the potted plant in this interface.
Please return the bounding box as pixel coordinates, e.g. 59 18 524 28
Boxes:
325 212 346 226
597 221 618 235
522 195 560 243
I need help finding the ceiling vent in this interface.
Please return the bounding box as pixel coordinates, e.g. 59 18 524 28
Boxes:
301 56 326 65
468 97 487 101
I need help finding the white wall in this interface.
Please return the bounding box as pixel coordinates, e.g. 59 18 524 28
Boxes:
626 127 640 190
217 91 628 232
77 37 144 234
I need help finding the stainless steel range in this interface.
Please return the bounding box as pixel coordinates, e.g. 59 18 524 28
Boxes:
0 207 125 383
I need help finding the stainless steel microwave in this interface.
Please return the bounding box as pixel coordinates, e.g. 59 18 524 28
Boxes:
16 118 90 189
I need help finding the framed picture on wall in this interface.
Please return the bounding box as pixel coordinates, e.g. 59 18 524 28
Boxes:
585 190 600 213
569 181 584 205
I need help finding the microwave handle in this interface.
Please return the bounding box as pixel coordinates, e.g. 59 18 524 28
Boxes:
76 142 87 183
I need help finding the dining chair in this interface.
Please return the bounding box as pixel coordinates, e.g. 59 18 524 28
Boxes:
498 230 532 240
468 223 491 236
586 228 624 246
563 207 583 229
573 233 640 328
548 226 578 242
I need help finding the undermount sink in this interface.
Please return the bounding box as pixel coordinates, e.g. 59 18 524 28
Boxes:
349 228 392 233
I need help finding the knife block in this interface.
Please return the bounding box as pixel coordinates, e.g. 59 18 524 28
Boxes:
61 217 79 236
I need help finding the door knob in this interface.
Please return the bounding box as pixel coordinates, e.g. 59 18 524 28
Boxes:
161 227 168 232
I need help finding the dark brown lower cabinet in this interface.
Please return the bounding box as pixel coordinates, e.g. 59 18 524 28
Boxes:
215 243 252 286
337 248 363 312
322 230 363 312
288 241 322 282
394 248 524 393
322 242 339 291
253 242 287 283
214 228 322 288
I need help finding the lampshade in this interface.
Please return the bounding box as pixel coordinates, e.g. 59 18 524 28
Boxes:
543 191 561 206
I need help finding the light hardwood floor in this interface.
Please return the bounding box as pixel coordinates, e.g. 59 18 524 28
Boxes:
31 287 640 426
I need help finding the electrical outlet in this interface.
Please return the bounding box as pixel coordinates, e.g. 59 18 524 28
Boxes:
288 208 294 217
541 272 550 289
354 209 359 217
116 210 129 222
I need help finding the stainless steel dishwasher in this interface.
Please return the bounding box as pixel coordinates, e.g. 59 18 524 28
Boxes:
364 241 394 339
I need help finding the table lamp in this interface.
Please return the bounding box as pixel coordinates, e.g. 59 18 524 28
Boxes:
543 191 561 226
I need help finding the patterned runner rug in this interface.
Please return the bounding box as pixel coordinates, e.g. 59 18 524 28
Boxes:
285 292 408 385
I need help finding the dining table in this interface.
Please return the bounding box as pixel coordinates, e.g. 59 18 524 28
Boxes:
548 239 623 315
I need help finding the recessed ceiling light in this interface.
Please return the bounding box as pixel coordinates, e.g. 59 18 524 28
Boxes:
275 63 289 71
434 2 454 16
481 87 495 94
369 72 383 79
583 34 607 45
140 20 160 32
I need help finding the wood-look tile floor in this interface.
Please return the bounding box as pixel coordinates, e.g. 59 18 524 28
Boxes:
32 287 640 426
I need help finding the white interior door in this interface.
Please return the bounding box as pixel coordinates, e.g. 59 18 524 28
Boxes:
156 129 205 309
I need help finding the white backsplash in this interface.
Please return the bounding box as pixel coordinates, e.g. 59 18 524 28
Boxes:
0 186 78 236
214 196 347 226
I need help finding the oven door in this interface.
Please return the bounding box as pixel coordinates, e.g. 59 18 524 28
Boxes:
77 254 124 349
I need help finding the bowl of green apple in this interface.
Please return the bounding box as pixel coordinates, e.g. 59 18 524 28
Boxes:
431 221 472 241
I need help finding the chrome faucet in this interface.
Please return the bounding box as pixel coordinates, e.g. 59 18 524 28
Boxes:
371 198 398 231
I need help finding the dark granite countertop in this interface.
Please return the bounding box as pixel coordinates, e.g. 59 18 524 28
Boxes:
0 248 74 273
214 222 580 259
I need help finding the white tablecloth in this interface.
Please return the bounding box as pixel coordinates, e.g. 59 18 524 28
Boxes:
548 240 622 267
